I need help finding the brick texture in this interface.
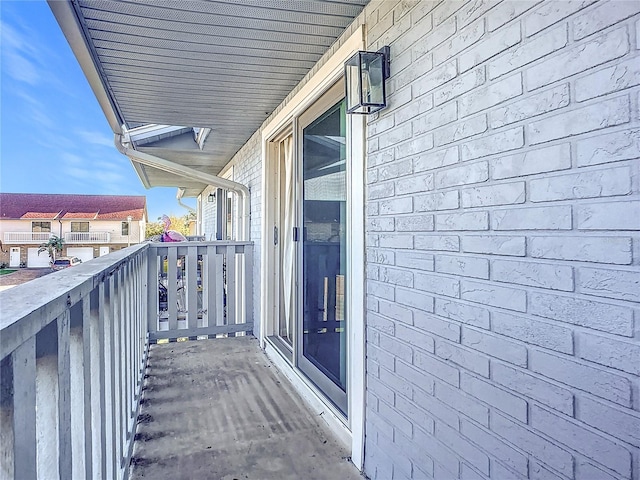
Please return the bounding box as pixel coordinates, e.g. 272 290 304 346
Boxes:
360 1 640 479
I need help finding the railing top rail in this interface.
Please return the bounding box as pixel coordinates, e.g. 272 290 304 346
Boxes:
147 240 254 247
0 243 148 358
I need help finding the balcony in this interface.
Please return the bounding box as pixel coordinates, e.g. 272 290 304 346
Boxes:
3 232 54 244
63 231 111 243
0 241 357 479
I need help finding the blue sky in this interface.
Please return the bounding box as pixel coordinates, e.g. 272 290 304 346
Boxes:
0 1 195 221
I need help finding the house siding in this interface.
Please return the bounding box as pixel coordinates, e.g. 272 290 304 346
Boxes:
224 0 639 478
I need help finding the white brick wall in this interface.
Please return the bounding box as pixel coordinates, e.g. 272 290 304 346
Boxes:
362 1 640 479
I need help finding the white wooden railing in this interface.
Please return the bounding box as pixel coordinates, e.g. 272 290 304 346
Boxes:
63 231 111 243
0 240 253 479
147 241 254 341
3 232 54 244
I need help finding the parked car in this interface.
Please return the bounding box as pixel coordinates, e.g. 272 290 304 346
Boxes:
52 256 83 271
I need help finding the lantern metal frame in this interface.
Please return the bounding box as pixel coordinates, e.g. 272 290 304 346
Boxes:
344 46 391 115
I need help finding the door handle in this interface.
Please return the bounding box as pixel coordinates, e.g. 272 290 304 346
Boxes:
274 226 278 245
293 227 299 242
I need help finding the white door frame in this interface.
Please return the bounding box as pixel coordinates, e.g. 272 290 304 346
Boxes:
260 25 366 470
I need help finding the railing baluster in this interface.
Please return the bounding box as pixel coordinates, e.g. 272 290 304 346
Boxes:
226 246 237 328
186 246 198 331
36 322 59 479
167 247 178 331
57 311 72 479
106 274 116 480
147 247 158 334
97 282 108 480
206 245 217 328
215 246 225 326
83 293 95 480
114 269 124 475
122 264 131 444
1 356 14 479
70 301 88 480
12 337 36 480
127 261 135 433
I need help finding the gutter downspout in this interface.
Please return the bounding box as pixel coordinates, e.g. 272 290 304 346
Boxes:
176 188 196 213
176 188 198 237
115 133 250 241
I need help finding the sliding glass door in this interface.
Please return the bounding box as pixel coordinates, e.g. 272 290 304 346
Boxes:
270 80 348 414
298 90 348 413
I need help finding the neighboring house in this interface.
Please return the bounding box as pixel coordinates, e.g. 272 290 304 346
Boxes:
53 2 639 480
0 193 147 267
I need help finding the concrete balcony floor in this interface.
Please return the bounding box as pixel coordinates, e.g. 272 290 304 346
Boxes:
130 336 361 480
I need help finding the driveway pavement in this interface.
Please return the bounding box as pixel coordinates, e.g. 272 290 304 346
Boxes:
0 268 53 291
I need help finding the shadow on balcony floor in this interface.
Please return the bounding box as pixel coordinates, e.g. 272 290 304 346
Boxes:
130 336 362 480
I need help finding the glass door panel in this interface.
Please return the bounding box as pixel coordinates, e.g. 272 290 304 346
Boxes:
299 97 348 413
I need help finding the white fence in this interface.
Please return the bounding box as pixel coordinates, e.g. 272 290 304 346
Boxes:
3 232 54 244
63 231 111 243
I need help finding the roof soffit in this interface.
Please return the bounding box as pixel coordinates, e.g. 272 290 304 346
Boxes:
53 0 368 186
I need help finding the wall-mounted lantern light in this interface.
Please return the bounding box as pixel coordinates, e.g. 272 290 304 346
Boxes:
207 192 215 203
345 46 390 114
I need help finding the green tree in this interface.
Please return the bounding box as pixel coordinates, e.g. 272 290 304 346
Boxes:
145 213 194 239
38 235 64 264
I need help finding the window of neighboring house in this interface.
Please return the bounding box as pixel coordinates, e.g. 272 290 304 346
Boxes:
32 221 51 232
121 222 130 236
71 222 89 232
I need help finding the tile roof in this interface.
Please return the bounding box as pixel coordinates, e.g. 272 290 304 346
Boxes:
21 211 62 219
60 212 99 219
0 193 147 221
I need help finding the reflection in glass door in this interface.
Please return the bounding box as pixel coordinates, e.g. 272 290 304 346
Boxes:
277 135 294 346
299 96 348 414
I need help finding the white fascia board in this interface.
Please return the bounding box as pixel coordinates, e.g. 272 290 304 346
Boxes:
129 158 153 190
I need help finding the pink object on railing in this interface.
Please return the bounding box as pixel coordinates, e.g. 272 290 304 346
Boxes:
160 214 187 242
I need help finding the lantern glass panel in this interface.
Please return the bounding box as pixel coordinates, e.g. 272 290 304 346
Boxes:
345 53 362 112
361 51 384 107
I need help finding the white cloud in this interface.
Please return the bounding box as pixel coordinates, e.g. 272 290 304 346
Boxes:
75 130 115 149
1 21 42 85
60 153 84 166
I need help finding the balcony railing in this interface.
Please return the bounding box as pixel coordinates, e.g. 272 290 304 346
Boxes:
63 231 111 243
0 240 253 479
3 232 54 244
